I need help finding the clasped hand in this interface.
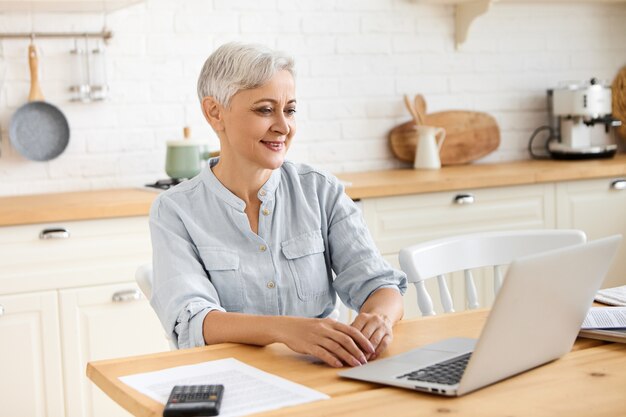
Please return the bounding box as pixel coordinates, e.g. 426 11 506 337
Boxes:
280 313 393 368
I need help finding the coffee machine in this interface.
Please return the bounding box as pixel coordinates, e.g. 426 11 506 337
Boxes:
545 78 622 159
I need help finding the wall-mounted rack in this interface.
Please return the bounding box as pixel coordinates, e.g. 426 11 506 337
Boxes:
0 29 113 44
0 0 144 13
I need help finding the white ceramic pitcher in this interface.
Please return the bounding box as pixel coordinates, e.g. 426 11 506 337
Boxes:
413 125 446 170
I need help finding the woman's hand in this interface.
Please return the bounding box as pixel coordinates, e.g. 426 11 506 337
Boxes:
277 317 375 368
350 312 394 360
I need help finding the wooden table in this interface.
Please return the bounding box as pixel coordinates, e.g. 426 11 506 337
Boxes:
87 310 626 417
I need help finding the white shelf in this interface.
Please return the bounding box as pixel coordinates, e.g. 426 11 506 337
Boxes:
419 0 626 49
0 0 144 13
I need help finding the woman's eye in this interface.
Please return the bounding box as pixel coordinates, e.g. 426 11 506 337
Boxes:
285 108 297 116
256 107 273 114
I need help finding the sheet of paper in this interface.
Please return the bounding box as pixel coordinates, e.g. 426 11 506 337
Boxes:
119 358 328 417
595 285 626 306
582 307 626 329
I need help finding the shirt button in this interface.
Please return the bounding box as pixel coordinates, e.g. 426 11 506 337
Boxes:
266 281 275 289
259 245 267 252
262 208 270 216
259 189 267 196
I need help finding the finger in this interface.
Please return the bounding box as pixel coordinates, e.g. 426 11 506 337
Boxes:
311 345 344 368
360 320 382 340
374 334 392 358
368 327 387 349
350 314 369 332
334 322 375 355
320 338 364 367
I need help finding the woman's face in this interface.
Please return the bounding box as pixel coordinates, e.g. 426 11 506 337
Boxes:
219 70 296 171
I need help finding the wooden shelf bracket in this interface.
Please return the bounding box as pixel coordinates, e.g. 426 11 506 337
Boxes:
455 0 494 49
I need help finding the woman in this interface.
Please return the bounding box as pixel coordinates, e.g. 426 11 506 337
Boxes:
149 42 407 368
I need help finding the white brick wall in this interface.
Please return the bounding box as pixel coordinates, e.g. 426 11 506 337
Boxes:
0 0 624 195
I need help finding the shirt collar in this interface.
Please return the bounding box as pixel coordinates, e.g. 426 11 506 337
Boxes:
201 157 282 212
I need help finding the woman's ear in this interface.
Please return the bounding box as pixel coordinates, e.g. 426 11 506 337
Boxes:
201 97 225 132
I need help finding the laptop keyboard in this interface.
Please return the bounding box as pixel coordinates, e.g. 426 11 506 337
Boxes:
396 352 472 386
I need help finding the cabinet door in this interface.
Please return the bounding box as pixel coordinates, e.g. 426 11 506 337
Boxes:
362 183 556 317
60 282 171 417
556 177 626 288
0 291 65 417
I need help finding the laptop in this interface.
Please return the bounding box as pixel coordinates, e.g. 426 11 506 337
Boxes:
339 235 622 396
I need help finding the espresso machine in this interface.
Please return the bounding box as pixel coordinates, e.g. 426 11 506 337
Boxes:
546 78 622 159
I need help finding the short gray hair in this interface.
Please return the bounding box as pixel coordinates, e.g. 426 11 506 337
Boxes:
197 42 295 107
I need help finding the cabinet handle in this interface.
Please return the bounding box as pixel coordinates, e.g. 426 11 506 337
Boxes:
0 305 4 316
39 227 70 239
610 179 626 190
453 193 475 205
112 289 142 303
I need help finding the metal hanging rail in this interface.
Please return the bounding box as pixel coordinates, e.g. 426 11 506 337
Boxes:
0 29 113 43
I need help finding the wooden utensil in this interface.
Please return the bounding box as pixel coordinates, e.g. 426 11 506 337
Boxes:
389 110 500 165
612 66 626 141
403 94 422 125
414 94 427 124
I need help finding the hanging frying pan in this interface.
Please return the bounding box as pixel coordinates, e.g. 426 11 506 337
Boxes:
9 44 69 161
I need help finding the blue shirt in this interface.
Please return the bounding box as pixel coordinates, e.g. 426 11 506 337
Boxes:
149 159 407 349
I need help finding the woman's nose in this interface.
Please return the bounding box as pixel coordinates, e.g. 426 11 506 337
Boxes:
271 113 290 135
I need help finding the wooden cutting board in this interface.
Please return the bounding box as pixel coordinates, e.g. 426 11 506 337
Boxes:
613 66 626 141
389 111 500 165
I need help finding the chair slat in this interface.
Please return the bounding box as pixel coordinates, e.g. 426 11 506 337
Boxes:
414 281 436 316
437 274 455 313
494 265 504 295
464 269 479 310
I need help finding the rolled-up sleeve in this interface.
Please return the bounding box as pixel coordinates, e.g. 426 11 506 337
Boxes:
324 180 408 311
149 196 225 349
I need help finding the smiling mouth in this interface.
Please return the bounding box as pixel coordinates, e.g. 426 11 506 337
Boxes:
261 140 285 151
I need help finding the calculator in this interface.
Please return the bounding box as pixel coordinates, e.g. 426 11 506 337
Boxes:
163 384 225 417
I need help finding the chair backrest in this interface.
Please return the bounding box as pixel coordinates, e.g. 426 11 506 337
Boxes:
135 263 176 350
135 263 154 300
398 229 587 316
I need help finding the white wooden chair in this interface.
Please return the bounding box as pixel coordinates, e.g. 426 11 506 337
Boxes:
135 264 177 349
398 229 587 316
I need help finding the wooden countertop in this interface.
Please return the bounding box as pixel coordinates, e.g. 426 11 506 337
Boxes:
339 154 626 200
2 155 626 226
0 188 158 227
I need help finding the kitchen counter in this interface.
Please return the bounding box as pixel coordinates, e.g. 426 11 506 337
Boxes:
2 155 626 226
340 154 626 200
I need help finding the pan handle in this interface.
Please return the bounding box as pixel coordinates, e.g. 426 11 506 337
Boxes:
28 44 44 102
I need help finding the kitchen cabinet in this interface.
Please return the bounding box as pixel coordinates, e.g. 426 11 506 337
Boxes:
60 282 170 417
556 177 626 289
360 183 556 318
0 215 166 417
0 291 65 417
0 0 144 12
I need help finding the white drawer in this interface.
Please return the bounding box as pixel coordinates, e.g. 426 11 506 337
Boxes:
0 217 152 294
362 183 556 255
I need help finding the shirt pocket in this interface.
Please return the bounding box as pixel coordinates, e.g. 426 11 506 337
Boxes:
281 229 329 302
198 247 244 311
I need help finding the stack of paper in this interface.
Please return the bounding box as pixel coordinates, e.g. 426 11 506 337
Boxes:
595 285 626 306
582 307 626 329
119 358 329 417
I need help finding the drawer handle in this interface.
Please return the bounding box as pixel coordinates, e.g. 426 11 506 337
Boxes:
610 179 626 190
112 289 142 303
39 228 70 240
453 194 475 205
